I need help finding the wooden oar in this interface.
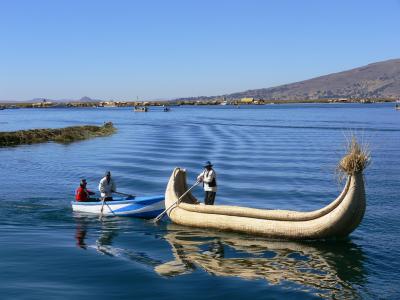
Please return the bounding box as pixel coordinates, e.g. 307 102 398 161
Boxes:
99 197 106 220
99 197 117 220
114 191 135 198
104 201 116 216
153 180 200 223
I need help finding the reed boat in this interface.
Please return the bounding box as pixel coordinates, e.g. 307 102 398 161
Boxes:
165 169 365 240
164 140 369 240
72 195 164 218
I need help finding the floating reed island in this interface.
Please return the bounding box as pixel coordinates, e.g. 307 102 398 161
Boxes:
164 137 370 240
0 122 116 147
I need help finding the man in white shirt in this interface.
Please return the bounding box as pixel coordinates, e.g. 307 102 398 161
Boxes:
197 161 217 205
98 171 117 200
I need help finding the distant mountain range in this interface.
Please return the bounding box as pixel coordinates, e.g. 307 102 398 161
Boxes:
27 96 101 103
0 96 103 103
224 58 400 100
2 59 400 103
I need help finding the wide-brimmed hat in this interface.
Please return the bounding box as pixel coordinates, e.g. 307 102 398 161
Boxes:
203 161 213 167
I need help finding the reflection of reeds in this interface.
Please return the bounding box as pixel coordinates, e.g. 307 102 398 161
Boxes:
337 135 370 179
0 122 116 146
156 226 364 299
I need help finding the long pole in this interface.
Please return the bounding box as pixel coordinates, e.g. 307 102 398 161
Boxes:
153 180 200 223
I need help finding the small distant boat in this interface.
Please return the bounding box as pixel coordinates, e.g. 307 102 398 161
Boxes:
134 106 148 112
71 195 164 218
163 106 170 112
396 100 400 110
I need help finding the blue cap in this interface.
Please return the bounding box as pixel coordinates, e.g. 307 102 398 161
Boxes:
203 161 213 167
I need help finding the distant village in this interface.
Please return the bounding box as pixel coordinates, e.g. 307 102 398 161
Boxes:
0 97 395 110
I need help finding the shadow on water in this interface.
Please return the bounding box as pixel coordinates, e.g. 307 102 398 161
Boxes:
156 224 366 299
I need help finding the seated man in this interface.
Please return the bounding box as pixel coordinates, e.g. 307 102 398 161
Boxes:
75 179 97 202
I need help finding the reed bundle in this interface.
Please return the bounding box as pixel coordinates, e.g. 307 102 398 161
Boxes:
337 136 370 176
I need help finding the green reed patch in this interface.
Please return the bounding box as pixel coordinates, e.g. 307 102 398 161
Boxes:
0 122 116 146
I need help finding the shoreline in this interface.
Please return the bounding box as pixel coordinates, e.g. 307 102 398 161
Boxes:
0 98 395 109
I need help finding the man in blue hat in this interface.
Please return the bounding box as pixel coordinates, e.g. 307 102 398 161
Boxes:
197 161 217 205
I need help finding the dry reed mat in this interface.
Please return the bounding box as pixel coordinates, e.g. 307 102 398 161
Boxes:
0 122 116 147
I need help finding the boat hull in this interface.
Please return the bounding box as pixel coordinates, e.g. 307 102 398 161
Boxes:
164 168 366 240
72 195 164 218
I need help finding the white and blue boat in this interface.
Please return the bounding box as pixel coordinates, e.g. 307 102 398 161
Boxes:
71 195 164 218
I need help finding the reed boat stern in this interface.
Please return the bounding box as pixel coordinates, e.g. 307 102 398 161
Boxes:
165 168 197 215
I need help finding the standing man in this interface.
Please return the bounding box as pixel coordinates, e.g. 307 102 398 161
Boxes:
98 171 116 201
197 161 217 205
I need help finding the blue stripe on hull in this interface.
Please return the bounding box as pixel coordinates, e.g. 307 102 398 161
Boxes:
112 201 163 213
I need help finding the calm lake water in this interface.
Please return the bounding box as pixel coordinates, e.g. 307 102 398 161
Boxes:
1 103 399 299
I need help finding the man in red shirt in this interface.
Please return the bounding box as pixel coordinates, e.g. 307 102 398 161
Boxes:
75 179 97 202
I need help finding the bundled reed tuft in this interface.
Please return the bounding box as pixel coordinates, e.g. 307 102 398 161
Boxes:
337 136 370 177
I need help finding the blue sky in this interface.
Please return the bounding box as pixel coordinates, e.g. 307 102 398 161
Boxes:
1 0 399 101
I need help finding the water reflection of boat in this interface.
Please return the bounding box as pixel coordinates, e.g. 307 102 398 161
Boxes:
73 216 162 267
74 217 89 249
156 224 365 298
